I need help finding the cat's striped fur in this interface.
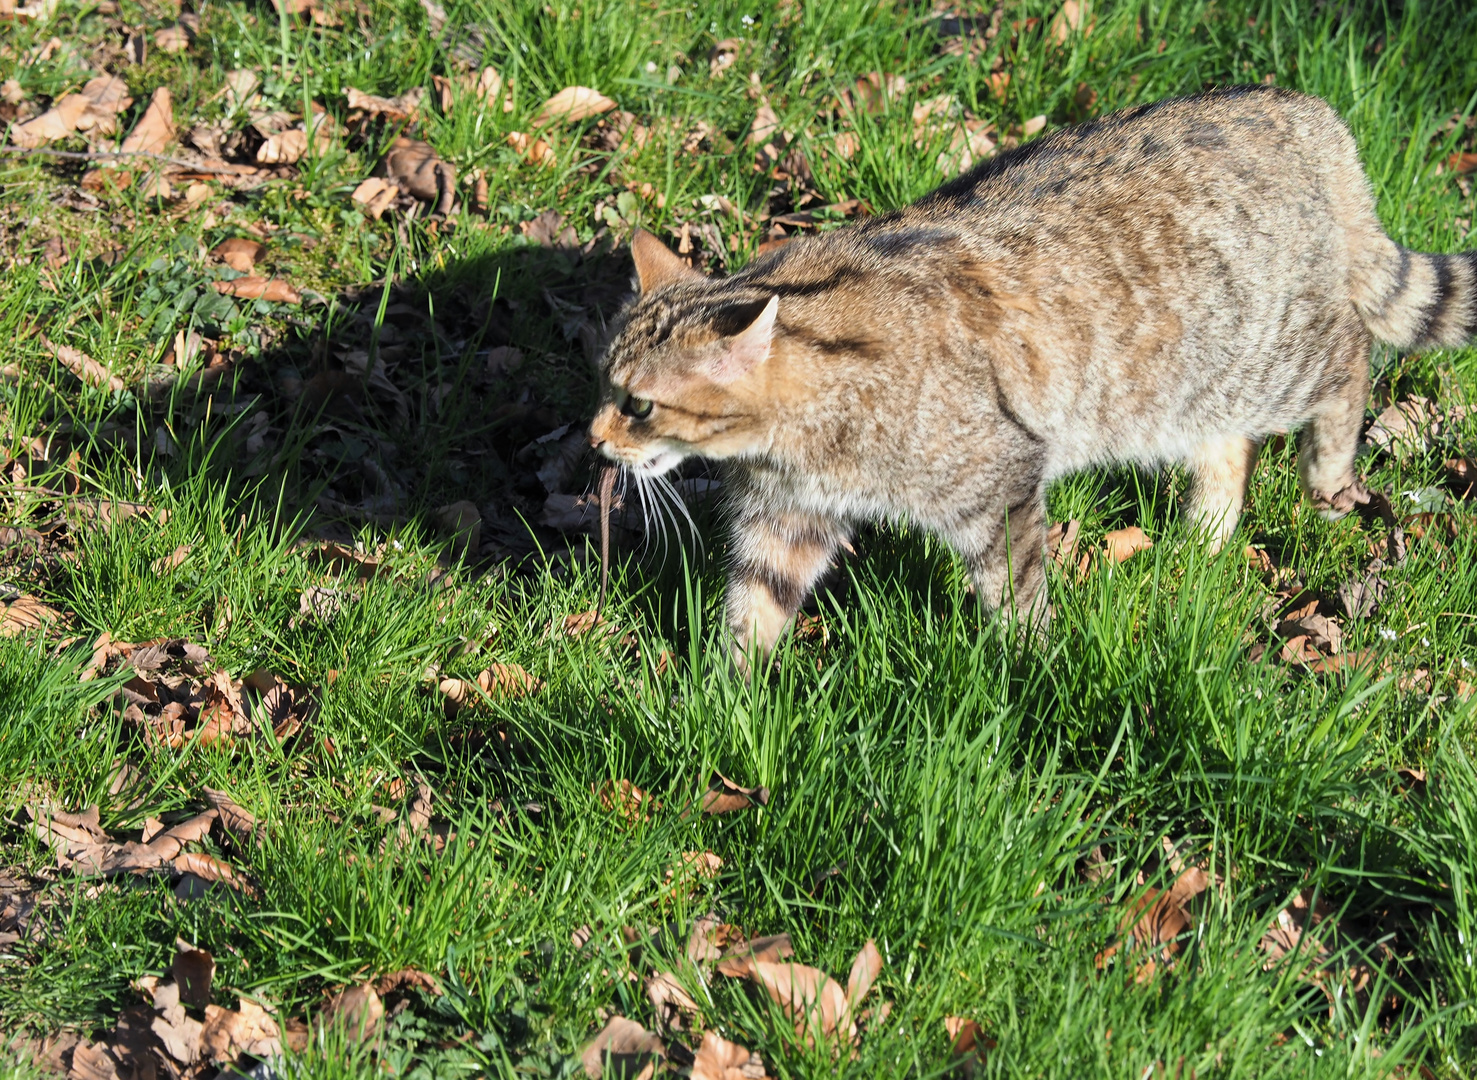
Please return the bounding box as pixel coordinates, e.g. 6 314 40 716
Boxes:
588 85 1477 667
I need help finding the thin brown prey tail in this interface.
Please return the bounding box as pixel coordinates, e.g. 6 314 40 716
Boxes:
596 464 616 617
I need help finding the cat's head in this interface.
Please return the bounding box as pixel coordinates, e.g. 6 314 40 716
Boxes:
589 230 779 477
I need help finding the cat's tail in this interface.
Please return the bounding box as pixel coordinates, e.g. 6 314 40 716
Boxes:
1352 242 1477 350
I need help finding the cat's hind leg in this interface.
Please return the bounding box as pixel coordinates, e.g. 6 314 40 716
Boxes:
1185 435 1260 552
1299 319 1373 520
725 506 848 673
950 483 1050 631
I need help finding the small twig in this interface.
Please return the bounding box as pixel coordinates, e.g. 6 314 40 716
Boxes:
0 147 209 170
596 464 616 618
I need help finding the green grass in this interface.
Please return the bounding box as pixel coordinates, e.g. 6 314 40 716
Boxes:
3 0 1477 1076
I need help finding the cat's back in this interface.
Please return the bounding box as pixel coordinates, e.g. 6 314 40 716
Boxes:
904 85 1361 239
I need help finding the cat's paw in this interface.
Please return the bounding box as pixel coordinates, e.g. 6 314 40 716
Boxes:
1309 479 1371 520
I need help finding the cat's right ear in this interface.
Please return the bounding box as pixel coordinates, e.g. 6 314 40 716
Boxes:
631 229 702 293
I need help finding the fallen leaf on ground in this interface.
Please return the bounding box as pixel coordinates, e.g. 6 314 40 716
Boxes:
581 1016 665 1079
945 1016 996 1076
41 334 126 393
377 136 457 214
211 237 265 273
507 130 558 166
646 971 700 1032
319 983 384 1041
202 788 261 844
201 997 282 1061
2 595 60 637
1094 864 1210 982
1046 519 1081 567
212 276 301 303
173 852 252 894
1101 526 1153 564
1048 0 1094 44
374 968 444 996
346 86 425 122
667 851 723 889
697 771 770 815
534 86 616 126
439 663 541 713
351 176 397 219
120 86 174 155
846 939 882 1010
154 23 191 51
173 942 215 1008
717 933 795 977
595 778 659 825
691 1030 768 1080
1365 396 1436 454
749 958 854 1047
151 544 192 574
10 92 89 147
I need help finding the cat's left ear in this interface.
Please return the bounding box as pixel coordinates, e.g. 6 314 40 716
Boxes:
711 295 779 384
632 229 703 293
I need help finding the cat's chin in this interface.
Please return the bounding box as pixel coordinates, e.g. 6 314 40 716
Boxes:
632 449 685 478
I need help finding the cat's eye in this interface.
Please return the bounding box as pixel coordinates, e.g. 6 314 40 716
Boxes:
622 395 654 420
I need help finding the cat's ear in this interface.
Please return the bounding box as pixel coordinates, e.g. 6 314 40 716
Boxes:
711 294 779 384
631 229 702 293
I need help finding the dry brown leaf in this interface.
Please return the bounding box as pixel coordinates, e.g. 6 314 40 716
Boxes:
42 334 126 393
200 997 282 1061
67 1040 120 1080
319 983 384 1041
173 944 215 1008
845 938 882 1009
646 971 700 1032
750 959 854 1046
351 176 397 220
202 788 261 844
120 86 174 155
507 129 558 166
595 778 659 825
154 23 191 52
151 980 205 1064
346 86 425 121
1102 526 1153 564
10 91 90 148
717 932 794 977
375 967 444 996
698 771 770 815
534 85 617 126
212 276 302 303
691 1030 768 1080
151 544 192 574
686 914 743 964
581 1016 665 1080
667 850 722 889
2 595 61 637
211 237 265 273
173 852 252 894
1094 861 1210 982
944 1016 996 1075
378 136 457 213
1048 0 1094 44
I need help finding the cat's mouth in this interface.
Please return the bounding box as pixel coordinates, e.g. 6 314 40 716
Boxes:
597 441 686 478
630 448 685 477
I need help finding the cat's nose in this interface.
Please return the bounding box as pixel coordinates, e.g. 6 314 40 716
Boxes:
588 434 605 450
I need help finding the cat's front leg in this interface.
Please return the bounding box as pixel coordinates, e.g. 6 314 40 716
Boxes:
725 505 848 673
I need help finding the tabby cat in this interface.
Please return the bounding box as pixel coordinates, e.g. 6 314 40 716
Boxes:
587 86 1477 667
